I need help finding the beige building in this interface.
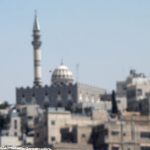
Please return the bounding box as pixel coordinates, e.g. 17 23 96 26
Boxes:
94 112 150 150
51 143 93 150
47 108 71 144
0 109 23 147
17 104 47 147
116 70 150 112
0 136 22 147
47 107 108 146
9 110 22 137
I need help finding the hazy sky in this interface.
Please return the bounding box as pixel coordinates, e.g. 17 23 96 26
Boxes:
0 0 150 103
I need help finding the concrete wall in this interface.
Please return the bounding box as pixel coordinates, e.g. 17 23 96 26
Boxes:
97 118 150 150
47 108 71 144
1 136 22 147
16 83 106 108
9 116 21 137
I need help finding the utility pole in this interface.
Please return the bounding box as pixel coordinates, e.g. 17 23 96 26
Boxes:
131 115 135 150
120 118 124 150
148 96 150 123
76 64 80 83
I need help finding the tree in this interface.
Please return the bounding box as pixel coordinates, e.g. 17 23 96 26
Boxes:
111 90 118 114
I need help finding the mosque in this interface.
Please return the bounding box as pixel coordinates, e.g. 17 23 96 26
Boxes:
16 13 107 110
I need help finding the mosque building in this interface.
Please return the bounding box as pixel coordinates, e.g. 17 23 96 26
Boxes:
16 13 107 110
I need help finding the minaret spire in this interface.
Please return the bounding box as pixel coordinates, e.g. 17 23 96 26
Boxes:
33 10 40 31
32 11 42 87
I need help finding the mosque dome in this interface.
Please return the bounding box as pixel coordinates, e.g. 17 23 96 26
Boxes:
51 63 74 85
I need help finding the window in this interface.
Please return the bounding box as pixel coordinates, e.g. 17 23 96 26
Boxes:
14 132 17 136
111 131 119 136
51 136 55 141
28 116 33 120
82 134 86 138
136 89 142 96
57 102 62 107
104 130 108 136
68 90 71 94
14 120 17 129
36 133 40 137
123 87 127 90
117 100 121 104
51 120 55 125
127 89 136 99
141 132 150 138
112 147 119 150
141 147 150 150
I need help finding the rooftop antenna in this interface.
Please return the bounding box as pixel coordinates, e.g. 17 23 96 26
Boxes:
148 95 150 123
76 63 80 83
49 68 53 85
61 59 64 65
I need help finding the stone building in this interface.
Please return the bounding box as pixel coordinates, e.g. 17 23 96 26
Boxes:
9 110 22 137
16 81 106 110
0 109 22 147
47 107 108 147
0 104 46 147
16 13 107 111
16 104 46 147
93 112 150 150
116 69 150 112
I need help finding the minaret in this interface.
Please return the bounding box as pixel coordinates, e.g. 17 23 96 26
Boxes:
32 11 42 87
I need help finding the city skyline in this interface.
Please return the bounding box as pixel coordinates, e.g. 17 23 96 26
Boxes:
0 0 150 103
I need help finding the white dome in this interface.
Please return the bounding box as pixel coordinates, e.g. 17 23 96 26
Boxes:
51 64 74 85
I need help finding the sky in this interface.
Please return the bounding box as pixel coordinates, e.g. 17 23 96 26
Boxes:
0 0 150 103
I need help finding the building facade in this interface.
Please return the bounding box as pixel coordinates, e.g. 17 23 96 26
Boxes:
16 14 106 110
47 107 106 146
93 113 150 150
116 69 150 112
